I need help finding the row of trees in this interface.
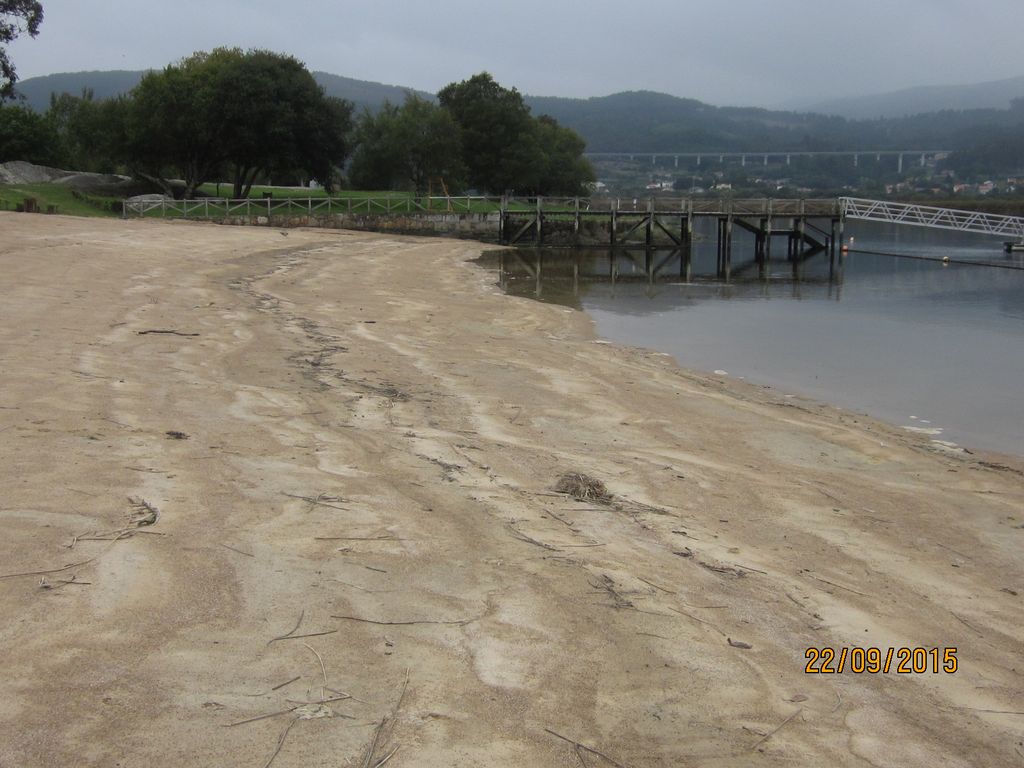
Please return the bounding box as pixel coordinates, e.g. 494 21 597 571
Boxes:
0 47 594 198
349 73 594 196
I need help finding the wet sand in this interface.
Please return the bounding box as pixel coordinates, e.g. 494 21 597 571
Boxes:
1 213 1022 767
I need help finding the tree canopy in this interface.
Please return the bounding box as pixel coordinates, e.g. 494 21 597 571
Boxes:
123 48 353 198
0 0 42 99
348 94 464 193
434 72 594 195
0 100 57 163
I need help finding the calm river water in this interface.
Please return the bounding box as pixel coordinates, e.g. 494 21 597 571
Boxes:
478 221 1024 456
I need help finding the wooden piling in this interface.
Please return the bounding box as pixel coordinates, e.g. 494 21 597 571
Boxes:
573 197 581 246
724 214 733 281
535 196 543 246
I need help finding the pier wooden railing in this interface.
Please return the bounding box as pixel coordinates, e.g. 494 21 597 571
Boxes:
121 195 843 220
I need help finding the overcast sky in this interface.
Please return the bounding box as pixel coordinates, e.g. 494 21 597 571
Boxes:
7 0 1024 107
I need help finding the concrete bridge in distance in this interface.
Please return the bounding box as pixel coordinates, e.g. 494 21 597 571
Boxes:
586 150 950 173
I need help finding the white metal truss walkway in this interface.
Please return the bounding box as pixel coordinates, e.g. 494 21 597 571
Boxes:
839 197 1024 241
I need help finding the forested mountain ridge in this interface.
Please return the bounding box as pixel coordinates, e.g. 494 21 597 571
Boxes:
799 75 1024 119
13 69 432 114
10 69 1024 164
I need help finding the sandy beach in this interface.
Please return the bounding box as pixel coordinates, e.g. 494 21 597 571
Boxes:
0 213 1021 767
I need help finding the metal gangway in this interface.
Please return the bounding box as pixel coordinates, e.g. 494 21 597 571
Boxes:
839 197 1024 241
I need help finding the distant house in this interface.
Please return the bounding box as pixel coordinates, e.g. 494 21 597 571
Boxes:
978 181 996 195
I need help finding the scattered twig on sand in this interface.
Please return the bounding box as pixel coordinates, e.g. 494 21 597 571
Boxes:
732 562 768 575
545 509 579 531
800 572 870 598
373 745 401 768
38 575 91 590
590 574 633 610
331 614 479 627
137 329 200 337
68 528 164 548
304 642 329 701
0 532 131 581
727 638 753 649
317 535 404 541
667 605 727 637
271 630 337 643
544 728 630 768
362 670 410 768
271 676 302 692
331 579 390 594
962 708 1024 715
269 610 305 644
220 542 255 558
699 561 746 578
636 632 671 640
751 709 803 751
282 492 350 511
637 576 676 595
263 717 298 768
506 525 561 552
224 694 353 727
797 479 845 506
950 611 984 637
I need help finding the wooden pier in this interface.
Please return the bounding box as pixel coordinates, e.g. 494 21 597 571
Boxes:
500 197 845 278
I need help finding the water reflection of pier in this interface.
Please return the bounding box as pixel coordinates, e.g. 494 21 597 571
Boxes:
494 246 844 303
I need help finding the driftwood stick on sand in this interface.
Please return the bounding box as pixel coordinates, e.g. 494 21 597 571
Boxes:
137 329 200 337
263 717 297 768
544 728 630 768
268 610 305 644
751 708 803 751
332 614 479 627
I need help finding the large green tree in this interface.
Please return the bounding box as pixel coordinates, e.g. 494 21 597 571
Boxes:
45 89 126 172
438 72 533 194
123 48 353 198
437 72 593 195
349 94 464 193
0 100 58 163
209 48 352 197
0 0 42 99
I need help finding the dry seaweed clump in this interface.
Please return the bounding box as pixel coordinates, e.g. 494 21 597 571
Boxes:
554 472 612 502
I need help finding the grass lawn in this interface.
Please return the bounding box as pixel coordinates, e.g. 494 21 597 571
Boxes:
2 181 558 219
0 184 123 217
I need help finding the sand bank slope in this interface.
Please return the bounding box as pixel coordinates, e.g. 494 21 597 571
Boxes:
0 214 1021 767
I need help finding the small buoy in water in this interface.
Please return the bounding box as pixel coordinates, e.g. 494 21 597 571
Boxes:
942 255 950 264
841 245 849 253
849 236 855 244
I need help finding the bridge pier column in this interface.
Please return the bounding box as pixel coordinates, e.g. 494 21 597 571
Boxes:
898 153 904 173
